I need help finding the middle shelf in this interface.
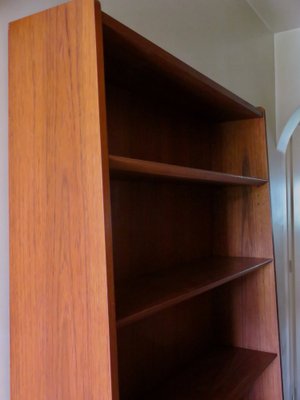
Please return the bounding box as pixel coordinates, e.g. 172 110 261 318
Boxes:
109 155 268 186
116 257 272 327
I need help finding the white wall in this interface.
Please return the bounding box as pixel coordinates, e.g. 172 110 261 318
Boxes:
275 28 300 142
0 0 288 399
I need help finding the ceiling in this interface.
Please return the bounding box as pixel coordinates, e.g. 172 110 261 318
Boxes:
246 0 300 32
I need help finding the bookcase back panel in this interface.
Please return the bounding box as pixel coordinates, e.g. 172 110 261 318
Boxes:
213 265 279 352
106 82 213 170
106 83 269 184
102 14 262 122
117 293 214 400
111 182 273 283
110 180 213 281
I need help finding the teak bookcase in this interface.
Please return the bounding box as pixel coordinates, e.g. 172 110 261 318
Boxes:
9 0 283 399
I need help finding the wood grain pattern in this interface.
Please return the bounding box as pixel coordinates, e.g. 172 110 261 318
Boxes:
212 117 283 398
9 1 118 399
110 180 213 282
110 155 268 186
104 19 282 395
212 118 269 180
102 13 262 122
117 294 215 399
106 81 213 170
104 14 282 400
214 266 282 400
143 347 276 400
108 117 282 397
116 257 272 327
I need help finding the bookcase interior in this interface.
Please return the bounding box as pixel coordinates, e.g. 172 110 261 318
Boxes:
102 13 281 400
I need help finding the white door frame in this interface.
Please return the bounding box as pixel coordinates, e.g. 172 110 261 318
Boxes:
286 141 297 399
277 114 300 399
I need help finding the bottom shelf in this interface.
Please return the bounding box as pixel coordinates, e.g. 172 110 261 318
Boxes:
143 346 276 400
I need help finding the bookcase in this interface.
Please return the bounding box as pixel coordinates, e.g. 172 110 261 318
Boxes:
9 0 283 399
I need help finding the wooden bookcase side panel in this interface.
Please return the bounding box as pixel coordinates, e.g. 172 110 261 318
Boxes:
212 117 269 180
214 267 282 399
212 118 282 397
213 185 273 258
246 362 282 400
95 4 120 398
9 1 118 399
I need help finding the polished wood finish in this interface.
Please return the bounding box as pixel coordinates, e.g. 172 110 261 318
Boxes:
9 1 118 399
102 13 262 122
116 257 272 327
9 1 283 399
110 180 213 282
212 117 282 398
106 81 213 170
110 155 268 186
144 347 276 400
215 266 282 399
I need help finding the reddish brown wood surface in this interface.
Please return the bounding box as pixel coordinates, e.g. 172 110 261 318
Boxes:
212 118 269 180
110 180 213 282
116 257 272 327
102 13 262 122
110 155 268 186
9 1 118 399
143 347 276 400
117 294 215 399
212 117 283 399
108 118 282 398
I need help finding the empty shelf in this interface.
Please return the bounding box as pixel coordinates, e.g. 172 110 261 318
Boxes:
103 13 263 122
109 156 268 186
116 257 272 327
143 346 276 400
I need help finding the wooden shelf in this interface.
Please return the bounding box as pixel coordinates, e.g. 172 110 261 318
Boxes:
143 346 277 400
102 13 263 122
109 156 267 186
116 257 271 327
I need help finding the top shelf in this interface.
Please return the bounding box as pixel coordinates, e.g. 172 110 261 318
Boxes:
102 13 263 122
